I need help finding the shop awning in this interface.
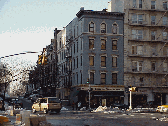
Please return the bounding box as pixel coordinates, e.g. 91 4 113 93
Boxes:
92 91 124 97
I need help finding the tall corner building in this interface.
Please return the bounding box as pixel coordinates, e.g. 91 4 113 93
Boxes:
54 8 124 107
109 0 168 107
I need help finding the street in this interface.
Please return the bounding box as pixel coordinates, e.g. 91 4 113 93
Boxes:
4 98 168 126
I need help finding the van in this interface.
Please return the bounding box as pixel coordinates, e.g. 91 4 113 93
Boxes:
156 105 168 113
32 97 62 114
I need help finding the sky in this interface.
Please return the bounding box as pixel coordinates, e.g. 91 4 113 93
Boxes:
0 0 110 66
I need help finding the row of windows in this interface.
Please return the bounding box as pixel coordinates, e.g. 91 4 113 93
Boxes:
89 22 119 34
89 39 118 50
131 30 168 40
132 61 168 72
132 0 168 10
131 45 168 56
131 14 168 26
73 72 117 85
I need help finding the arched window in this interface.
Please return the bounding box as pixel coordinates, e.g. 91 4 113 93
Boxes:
101 23 106 33
89 22 94 32
112 23 118 34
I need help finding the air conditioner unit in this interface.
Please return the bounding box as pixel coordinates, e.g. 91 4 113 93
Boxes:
101 30 106 33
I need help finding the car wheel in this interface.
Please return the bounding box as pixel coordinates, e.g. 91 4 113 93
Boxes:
56 109 60 113
44 109 48 114
32 109 36 113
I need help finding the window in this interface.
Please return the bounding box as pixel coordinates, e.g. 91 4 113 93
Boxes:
132 30 143 40
112 24 118 34
89 39 94 49
101 56 106 67
77 42 78 53
151 16 156 25
151 46 156 55
112 40 117 50
89 56 94 66
77 57 78 68
59 39 61 49
163 2 168 10
90 72 94 84
112 57 117 67
101 23 106 33
163 17 167 25
81 56 82 66
151 31 156 40
112 73 117 84
132 61 143 72
101 73 106 84
101 39 106 50
139 0 142 8
81 73 82 84
132 14 143 24
163 46 168 56
151 62 156 71
163 62 167 72
151 1 156 9
133 0 136 8
132 46 137 54
77 73 78 84
163 32 168 40
74 43 75 54
74 59 75 69
132 14 137 23
89 22 94 32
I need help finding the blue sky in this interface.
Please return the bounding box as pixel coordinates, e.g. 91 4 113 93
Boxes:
0 0 109 66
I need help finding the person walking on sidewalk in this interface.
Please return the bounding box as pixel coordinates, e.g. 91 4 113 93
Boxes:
72 101 75 110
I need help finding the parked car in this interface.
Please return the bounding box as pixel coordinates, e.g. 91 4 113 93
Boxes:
0 97 3 110
8 98 23 109
32 97 62 114
112 103 129 109
31 94 43 102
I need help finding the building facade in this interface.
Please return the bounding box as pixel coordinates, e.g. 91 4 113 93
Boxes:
109 0 168 107
55 8 124 107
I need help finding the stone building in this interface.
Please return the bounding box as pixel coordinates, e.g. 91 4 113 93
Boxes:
55 8 124 107
109 0 168 107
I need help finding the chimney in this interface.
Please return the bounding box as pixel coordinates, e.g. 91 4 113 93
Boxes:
80 7 84 11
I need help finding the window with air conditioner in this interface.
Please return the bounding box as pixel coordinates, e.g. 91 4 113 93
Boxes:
100 23 106 33
163 32 168 40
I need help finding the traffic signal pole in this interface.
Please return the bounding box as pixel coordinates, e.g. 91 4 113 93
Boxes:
129 89 132 109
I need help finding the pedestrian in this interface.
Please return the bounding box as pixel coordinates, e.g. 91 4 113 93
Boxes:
72 101 75 110
78 101 81 110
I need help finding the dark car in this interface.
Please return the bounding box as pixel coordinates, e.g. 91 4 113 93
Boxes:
8 98 23 109
112 103 129 109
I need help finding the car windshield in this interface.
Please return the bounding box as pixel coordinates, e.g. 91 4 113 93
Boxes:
48 98 60 103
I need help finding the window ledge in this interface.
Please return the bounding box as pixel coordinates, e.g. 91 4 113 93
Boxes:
101 50 106 51
112 50 118 51
101 67 106 68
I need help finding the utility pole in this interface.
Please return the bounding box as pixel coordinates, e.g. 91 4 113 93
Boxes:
129 87 132 109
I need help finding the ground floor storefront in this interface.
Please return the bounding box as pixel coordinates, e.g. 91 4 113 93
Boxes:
124 87 168 108
69 85 125 108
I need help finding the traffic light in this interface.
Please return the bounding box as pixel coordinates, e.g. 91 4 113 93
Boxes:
42 56 47 65
38 55 42 65
87 78 89 84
